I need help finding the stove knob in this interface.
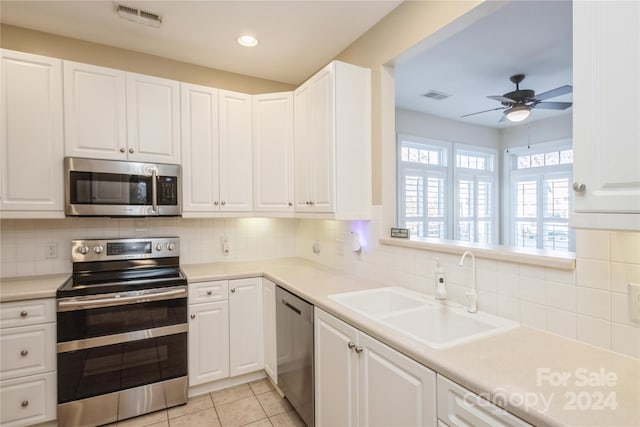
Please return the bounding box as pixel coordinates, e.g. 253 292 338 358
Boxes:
167 242 175 251
93 245 104 254
78 246 90 255
155 243 163 251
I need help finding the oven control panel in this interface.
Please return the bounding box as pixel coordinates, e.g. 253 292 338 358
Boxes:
72 237 180 262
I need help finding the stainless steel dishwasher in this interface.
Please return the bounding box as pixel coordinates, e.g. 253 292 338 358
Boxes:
276 286 314 427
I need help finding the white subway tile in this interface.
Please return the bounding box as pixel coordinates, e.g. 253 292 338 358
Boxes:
519 277 546 304
546 281 576 312
577 315 611 350
520 301 546 330
477 290 497 314
611 292 640 327
610 231 640 264
496 295 520 321
545 267 575 285
497 272 519 298
577 287 611 320
575 229 610 260
476 268 497 293
610 262 640 294
496 260 519 275
611 323 640 358
575 259 610 290
519 264 546 280
546 307 577 339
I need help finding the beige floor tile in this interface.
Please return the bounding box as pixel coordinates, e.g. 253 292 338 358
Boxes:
211 383 254 406
146 423 169 427
168 394 214 419
168 408 221 427
243 419 272 427
249 378 274 395
216 396 268 427
117 410 168 427
256 391 292 417
268 411 306 427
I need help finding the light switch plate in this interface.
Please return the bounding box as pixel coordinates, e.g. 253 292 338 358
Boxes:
629 283 640 322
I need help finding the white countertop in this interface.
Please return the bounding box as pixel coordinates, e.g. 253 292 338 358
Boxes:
2 258 638 426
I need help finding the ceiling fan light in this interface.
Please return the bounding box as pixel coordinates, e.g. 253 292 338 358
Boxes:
237 35 258 47
506 105 531 122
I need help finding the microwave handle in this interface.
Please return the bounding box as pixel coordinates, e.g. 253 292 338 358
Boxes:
152 167 158 213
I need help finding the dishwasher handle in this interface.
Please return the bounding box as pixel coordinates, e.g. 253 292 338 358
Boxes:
282 299 302 315
276 286 314 323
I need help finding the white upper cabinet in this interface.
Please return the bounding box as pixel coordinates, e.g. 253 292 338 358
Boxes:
219 90 253 212
0 49 64 216
294 61 372 219
571 1 640 230
181 82 220 213
253 92 294 213
126 72 181 164
63 61 127 160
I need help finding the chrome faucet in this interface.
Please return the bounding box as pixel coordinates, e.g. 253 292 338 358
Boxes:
458 251 478 313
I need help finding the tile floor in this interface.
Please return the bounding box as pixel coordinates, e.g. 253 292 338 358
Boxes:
110 380 306 427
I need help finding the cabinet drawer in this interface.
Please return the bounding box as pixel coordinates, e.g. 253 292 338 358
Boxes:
437 375 532 427
189 280 228 304
0 371 56 427
0 324 56 380
0 299 55 328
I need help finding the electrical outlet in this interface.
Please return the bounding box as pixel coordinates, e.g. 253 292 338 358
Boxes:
222 237 230 256
45 242 58 259
629 283 640 322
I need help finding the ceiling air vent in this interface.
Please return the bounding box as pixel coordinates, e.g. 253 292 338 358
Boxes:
422 90 451 101
115 3 162 27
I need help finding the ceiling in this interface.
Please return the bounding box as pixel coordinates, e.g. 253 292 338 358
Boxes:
0 0 400 85
394 0 573 128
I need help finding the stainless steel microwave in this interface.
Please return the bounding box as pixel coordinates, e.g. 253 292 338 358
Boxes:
64 157 181 217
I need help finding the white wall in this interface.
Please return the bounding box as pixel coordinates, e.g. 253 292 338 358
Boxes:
499 113 572 150
295 206 640 359
0 217 297 277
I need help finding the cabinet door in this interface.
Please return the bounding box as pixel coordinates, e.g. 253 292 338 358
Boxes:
63 61 127 160
262 278 277 383
294 82 314 211
0 372 56 427
0 324 55 381
0 49 63 213
126 72 180 164
229 278 263 377
219 90 252 211
181 83 220 212
314 309 358 427
358 331 437 427
253 92 294 213
188 301 229 386
572 1 640 229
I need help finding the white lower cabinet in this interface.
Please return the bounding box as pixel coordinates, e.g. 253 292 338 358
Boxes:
315 308 437 427
262 278 277 383
188 278 263 388
0 298 56 427
437 375 532 427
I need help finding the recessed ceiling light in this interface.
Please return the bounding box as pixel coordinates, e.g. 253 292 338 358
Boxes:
237 35 258 47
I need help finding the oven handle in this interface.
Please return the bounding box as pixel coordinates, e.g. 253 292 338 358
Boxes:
57 287 187 312
152 167 158 213
57 323 187 353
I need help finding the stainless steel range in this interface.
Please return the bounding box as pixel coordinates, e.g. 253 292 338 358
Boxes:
56 237 188 427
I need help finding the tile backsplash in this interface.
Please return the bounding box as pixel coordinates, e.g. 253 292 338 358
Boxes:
1 210 639 358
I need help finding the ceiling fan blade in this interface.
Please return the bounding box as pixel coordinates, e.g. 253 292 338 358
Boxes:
499 113 508 123
461 106 507 118
487 95 516 103
534 101 573 110
535 85 573 101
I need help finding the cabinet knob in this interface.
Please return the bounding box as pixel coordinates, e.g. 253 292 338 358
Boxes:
190 314 196 319
221 201 226 206
21 400 29 408
310 201 315 206
20 349 28 357
355 346 363 354
347 341 356 350
129 148 134 154
207 290 212 296
20 311 28 317
120 147 126 153
288 202 292 207
230 288 236 293
214 201 219 206
572 182 586 193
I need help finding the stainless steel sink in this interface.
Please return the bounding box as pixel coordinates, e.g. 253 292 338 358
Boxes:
329 287 518 349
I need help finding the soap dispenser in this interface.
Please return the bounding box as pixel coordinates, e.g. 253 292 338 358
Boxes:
434 257 447 300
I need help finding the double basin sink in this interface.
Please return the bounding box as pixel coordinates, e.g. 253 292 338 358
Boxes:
329 287 518 349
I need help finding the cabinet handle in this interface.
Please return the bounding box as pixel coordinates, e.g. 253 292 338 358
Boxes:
21 400 29 408
190 314 196 319
207 290 212 296
129 148 134 154
230 288 236 293
347 342 356 350
355 346 363 354
572 182 586 192
120 147 126 153
20 311 28 317
20 349 28 357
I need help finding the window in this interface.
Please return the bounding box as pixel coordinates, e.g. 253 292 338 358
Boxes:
507 143 574 252
397 135 497 243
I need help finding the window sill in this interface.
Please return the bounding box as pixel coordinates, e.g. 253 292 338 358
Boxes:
379 237 576 270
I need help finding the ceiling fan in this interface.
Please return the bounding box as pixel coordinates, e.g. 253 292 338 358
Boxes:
462 74 573 123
